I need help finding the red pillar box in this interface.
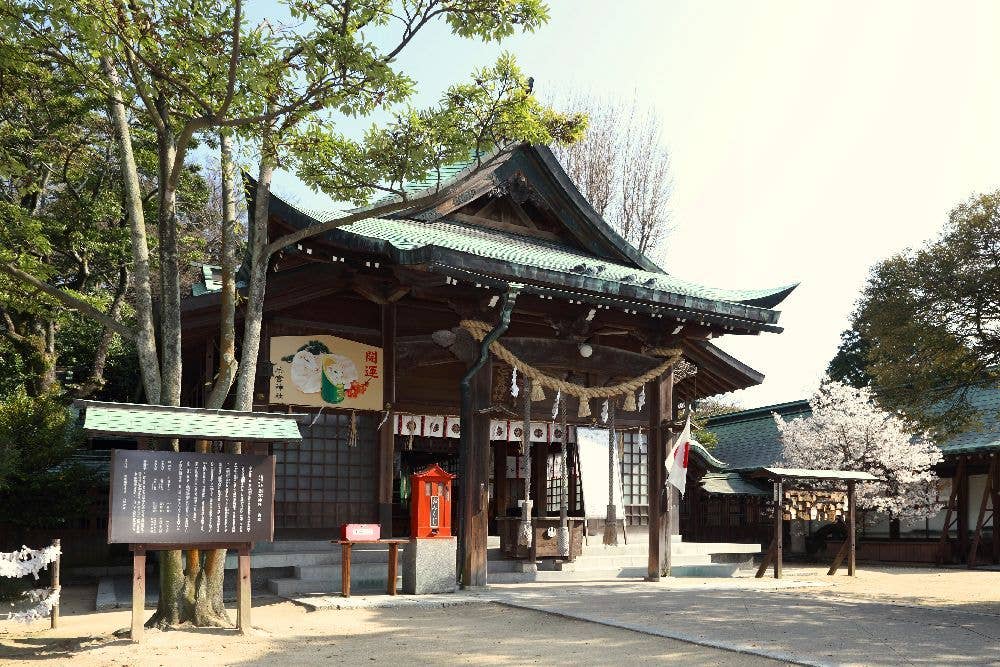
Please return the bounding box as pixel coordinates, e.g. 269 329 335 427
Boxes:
410 464 455 538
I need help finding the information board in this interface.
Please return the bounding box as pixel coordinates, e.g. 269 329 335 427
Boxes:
109 450 275 544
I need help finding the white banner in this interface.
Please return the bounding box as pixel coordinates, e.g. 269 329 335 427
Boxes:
576 427 624 520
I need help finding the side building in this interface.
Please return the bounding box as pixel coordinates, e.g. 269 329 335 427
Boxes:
685 388 1000 565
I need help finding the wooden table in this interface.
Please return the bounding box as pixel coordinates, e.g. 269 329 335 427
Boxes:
334 539 409 597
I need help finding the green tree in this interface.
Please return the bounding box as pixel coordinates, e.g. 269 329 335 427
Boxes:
4 0 582 628
844 190 1000 437
0 389 97 529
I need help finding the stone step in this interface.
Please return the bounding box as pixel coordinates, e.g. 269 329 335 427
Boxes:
225 550 337 570
293 561 399 581
269 564 402 596
561 553 713 571
254 540 335 553
671 563 741 577
487 561 743 583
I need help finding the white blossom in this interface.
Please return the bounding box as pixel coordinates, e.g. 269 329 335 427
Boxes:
774 379 943 523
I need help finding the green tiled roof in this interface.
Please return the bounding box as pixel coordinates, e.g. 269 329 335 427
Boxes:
935 384 1000 455
701 472 769 496
706 401 811 469
76 401 304 443
334 217 796 309
706 385 1000 470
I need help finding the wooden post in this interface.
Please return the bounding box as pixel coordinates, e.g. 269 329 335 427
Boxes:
533 439 547 519
341 542 352 597
968 454 998 568
131 545 146 642
936 457 965 565
464 360 492 587
647 370 673 580
237 544 252 633
50 538 60 629
827 540 849 575
993 455 1000 565
847 481 856 576
493 441 509 520
378 303 397 535
773 479 783 579
756 542 777 578
387 542 399 595
958 457 970 561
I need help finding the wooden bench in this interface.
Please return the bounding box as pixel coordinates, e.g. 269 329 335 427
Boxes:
333 539 409 597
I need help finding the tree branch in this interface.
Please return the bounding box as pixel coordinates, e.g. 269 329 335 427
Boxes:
0 263 135 340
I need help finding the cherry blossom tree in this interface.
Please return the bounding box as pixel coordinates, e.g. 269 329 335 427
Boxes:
774 379 943 523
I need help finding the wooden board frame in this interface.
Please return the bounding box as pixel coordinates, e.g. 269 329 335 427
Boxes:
128 543 252 643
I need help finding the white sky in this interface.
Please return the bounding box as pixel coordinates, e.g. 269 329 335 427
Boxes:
265 0 1000 408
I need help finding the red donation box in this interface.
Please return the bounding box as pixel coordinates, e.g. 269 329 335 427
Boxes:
410 464 455 538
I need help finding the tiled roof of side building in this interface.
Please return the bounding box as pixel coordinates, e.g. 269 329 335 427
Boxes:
705 400 811 470
706 385 1000 469
939 384 1000 454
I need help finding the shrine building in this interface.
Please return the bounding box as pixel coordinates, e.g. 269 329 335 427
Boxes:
178 142 796 585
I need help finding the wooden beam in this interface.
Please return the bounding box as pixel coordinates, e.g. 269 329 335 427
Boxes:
647 369 673 580
756 541 777 578
507 197 541 230
378 303 396 535
826 540 849 576
937 457 963 565
968 453 998 568
450 211 562 242
959 457 970 560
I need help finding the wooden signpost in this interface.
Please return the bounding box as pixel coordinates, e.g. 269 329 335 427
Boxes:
109 450 276 641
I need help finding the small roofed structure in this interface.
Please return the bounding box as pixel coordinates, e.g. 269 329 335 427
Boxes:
748 467 877 579
75 400 305 444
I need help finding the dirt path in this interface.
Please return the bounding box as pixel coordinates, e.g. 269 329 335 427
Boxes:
1 586 783 666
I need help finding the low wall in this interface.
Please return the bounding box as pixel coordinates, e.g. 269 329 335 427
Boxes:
824 539 941 564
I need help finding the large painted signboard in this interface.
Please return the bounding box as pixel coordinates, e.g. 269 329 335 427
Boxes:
108 450 275 544
576 426 625 520
269 335 383 411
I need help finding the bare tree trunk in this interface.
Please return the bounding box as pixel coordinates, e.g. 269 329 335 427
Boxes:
100 55 161 404
195 131 241 629
233 128 276 413
74 267 130 399
206 131 239 410
155 117 182 408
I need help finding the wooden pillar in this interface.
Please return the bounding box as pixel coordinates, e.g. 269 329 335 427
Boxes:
958 457 970 560
50 538 60 629
460 359 492 587
773 479 783 578
847 481 856 576
378 304 396 535
237 544 251 633
533 440 548 517
993 454 1000 565
494 441 509 518
647 369 673 580
131 545 146 642
568 442 579 515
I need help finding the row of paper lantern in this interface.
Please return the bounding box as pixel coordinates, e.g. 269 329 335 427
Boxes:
394 414 577 443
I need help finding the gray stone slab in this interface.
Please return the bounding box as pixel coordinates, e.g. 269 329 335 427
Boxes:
485 582 1000 666
402 537 457 595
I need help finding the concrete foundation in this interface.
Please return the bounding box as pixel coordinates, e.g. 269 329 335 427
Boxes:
403 537 457 594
